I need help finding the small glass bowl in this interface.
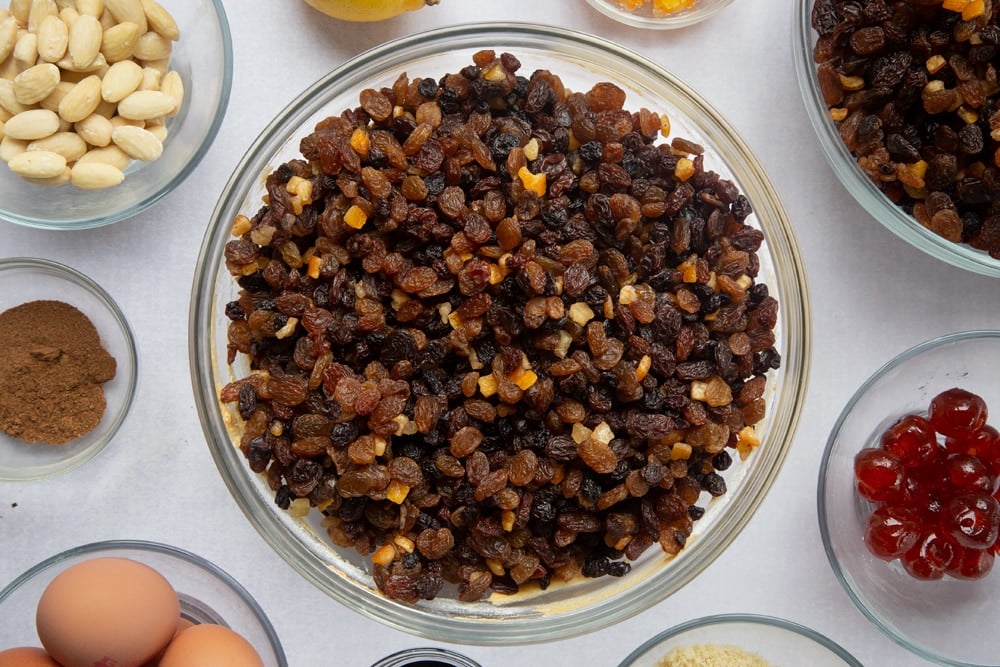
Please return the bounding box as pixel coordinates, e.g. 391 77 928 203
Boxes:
0 0 233 230
792 0 1000 278
0 257 137 481
0 540 287 666
819 330 1000 666
371 648 482 667
617 613 862 666
190 22 810 644
583 0 734 29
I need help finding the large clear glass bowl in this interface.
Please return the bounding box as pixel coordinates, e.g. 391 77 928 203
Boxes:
617 613 862 666
792 0 1000 278
0 0 233 230
819 330 1000 666
190 22 811 644
0 540 287 666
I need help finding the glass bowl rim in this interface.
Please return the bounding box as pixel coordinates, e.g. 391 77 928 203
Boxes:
190 20 811 644
370 647 483 667
817 329 1000 667
0 0 235 231
0 538 287 665
791 0 1000 278
582 0 736 30
615 612 864 666
0 255 139 481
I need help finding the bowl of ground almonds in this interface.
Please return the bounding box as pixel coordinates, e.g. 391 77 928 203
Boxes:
617 614 863 666
190 22 810 643
794 0 1000 277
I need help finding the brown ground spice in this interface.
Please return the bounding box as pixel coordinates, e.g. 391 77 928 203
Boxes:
0 300 117 445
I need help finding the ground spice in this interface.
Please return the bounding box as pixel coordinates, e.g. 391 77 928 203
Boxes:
0 300 117 445
658 643 774 667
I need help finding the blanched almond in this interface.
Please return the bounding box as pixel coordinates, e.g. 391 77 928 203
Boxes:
13 30 38 70
27 130 86 160
27 0 57 34
74 111 112 146
0 78 32 115
22 164 70 185
9 0 31 25
140 0 178 41
103 0 145 33
132 29 169 61
57 73 101 122
36 13 67 62
58 6 79 27
0 135 27 162
137 63 159 90
76 0 104 18
8 148 66 178
75 142 127 168
67 13 101 68
39 80 73 111
70 160 123 188
100 20 139 62
12 62 59 104
4 107 59 139
100 58 142 102
116 88 171 119
0 17 18 64
159 69 181 116
55 49 104 72
111 122 159 160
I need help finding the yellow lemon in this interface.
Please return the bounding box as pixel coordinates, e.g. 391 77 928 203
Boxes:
303 0 439 21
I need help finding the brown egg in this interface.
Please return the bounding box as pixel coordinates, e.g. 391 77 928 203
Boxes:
35 557 180 667
0 647 62 666
158 623 265 667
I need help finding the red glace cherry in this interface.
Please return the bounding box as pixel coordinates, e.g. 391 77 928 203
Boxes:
864 504 921 560
854 449 905 503
881 414 938 468
929 387 988 438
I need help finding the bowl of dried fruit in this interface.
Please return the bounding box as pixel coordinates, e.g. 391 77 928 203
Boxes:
190 22 810 643
819 330 1000 666
583 0 734 29
794 0 1000 277
0 0 232 230
617 613 862 666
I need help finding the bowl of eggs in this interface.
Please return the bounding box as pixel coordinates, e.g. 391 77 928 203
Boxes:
0 539 287 667
0 0 232 229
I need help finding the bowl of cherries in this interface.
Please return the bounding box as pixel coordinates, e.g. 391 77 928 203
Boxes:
819 330 1000 667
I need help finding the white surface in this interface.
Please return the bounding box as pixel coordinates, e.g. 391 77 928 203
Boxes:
2 1 998 665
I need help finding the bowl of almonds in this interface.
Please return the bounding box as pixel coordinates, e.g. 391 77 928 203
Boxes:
0 0 232 229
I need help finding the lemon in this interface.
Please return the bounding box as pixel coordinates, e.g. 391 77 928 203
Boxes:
303 0 439 21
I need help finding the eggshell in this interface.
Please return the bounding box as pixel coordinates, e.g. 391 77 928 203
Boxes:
35 557 180 667
142 616 194 667
0 647 62 666
158 623 265 667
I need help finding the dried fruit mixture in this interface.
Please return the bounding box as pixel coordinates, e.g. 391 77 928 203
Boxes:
856 387 1000 580
810 0 1000 258
221 50 780 602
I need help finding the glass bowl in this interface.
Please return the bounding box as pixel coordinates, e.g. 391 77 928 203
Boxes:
792 0 1000 278
0 0 233 230
371 647 482 667
0 540 287 666
616 613 863 666
583 0 734 29
190 22 810 644
0 257 137 481
819 330 1000 666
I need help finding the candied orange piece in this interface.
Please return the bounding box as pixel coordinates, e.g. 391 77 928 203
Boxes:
652 0 695 15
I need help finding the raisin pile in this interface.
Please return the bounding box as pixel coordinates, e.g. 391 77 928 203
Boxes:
220 50 780 602
811 0 1000 258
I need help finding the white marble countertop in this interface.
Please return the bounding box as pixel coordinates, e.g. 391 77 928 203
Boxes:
3 1 999 665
